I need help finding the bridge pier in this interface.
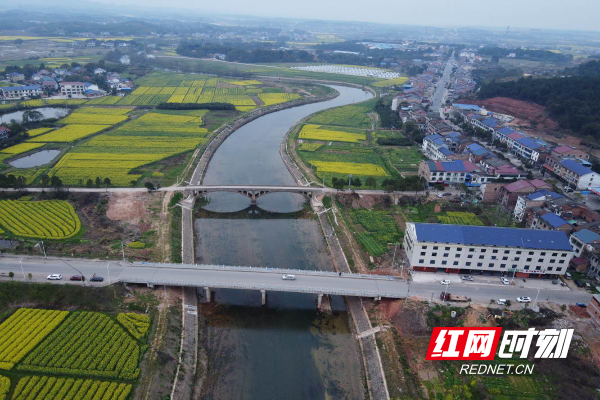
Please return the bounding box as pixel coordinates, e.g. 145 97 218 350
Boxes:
317 293 323 308
261 290 266 306
205 287 211 303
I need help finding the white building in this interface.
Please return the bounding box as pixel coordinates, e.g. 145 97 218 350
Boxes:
403 222 573 277
60 82 85 97
1 85 42 99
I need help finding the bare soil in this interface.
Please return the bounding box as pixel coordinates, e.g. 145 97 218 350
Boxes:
476 97 560 131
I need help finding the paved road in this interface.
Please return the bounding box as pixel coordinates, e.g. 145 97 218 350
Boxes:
0 256 592 305
432 56 454 112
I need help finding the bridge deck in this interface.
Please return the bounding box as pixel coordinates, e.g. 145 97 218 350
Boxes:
118 264 404 298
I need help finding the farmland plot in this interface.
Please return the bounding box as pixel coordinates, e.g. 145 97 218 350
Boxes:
12 376 131 400
0 200 81 239
298 124 366 143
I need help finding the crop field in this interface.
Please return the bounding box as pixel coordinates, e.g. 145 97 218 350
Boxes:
258 93 300 106
0 143 45 155
437 211 484 226
308 100 375 128
0 200 81 239
372 76 409 87
11 377 131 400
49 111 208 185
383 147 424 172
0 308 148 400
0 309 68 370
298 142 323 152
58 112 128 125
85 96 121 105
28 124 110 143
298 124 366 143
26 128 53 137
309 161 389 176
351 209 402 256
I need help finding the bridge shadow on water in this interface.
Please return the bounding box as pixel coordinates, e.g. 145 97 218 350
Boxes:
195 203 311 220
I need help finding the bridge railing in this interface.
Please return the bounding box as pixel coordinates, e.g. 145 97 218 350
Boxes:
131 261 400 281
118 278 403 298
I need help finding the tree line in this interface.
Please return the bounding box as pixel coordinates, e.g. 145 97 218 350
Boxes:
177 42 313 63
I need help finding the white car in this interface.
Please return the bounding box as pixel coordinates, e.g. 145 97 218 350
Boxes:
282 274 296 281
47 274 63 280
461 275 473 281
516 296 531 303
440 280 451 285
496 299 507 305
501 277 510 285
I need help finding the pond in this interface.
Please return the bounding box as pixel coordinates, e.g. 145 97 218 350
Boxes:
0 107 70 124
8 150 60 168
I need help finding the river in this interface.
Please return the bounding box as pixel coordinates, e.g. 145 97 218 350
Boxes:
194 85 373 399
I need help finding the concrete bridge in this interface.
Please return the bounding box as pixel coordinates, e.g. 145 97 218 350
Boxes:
118 262 405 307
183 185 323 205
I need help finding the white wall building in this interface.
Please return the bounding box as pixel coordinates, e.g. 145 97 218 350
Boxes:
60 82 85 97
403 223 573 277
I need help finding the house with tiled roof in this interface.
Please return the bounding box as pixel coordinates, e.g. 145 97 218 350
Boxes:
418 160 481 184
513 136 549 162
530 211 572 233
551 145 589 161
514 189 563 221
497 179 551 211
570 229 600 257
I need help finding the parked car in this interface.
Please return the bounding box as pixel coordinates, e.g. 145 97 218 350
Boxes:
47 274 62 280
440 280 451 285
516 296 531 303
496 299 507 305
574 280 584 287
501 277 510 285
461 275 473 281
576 302 587 308
69 275 84 281
552 279 559 285
565 272 572 280
89 276 104 282
282 274 296 281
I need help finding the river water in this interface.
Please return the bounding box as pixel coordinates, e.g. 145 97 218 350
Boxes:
195 86 373 399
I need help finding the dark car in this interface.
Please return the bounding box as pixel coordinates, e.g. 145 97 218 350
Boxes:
574 280 584 287
69 275 84 281
90 276 104 282
576 302 587 308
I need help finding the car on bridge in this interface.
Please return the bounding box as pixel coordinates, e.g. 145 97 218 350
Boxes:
516 296 531 303
282 274 296 280
69 275 84 281
47 274 62 280
90 276 104 282
501 277 510 285
440 280 451 285
461 275 473 281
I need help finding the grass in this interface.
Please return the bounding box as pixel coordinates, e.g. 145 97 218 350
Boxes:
351 209 402 256
308 100 375 128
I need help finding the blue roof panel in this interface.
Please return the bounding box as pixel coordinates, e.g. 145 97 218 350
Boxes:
540 213 569 228
414 223 573 251
572 229 600 244
560 159 592 176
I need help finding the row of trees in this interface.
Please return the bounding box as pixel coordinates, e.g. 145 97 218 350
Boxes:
177 42 313 63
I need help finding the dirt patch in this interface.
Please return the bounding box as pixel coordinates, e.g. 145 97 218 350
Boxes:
569 305 591 318
107 193 146 224
476 97 560 131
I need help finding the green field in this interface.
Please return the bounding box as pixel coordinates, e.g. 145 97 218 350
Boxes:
308 100 375 128
351 209 402 256
0 308 149 399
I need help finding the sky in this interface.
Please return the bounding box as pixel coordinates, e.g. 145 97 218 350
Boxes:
90 0 598 31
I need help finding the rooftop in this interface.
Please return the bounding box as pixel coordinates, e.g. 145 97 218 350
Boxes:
426 160 479 173
504 179 549 193
572 229 600 244
412 223 573 251
517 137 545 150
526 189 563 201
540 213 570 228
560 159 593 176
2 85 41 91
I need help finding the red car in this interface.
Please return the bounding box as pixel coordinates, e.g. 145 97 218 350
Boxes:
69 275 84 281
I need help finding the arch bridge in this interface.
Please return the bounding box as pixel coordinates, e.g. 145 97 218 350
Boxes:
183 185 323 205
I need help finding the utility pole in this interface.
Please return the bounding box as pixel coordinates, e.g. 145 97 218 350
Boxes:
442 282 449 303
41 241 46 258
392 242 398 269
106 262 112 285
348 174 352 190
532 288 541 309
121 242 125 262
19 257 25 279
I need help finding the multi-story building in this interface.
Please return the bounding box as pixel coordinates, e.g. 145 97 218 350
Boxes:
514 189 563 221
497 179 551 211
590 295 600 327
422 134 454 160
569 229 600 257
529 212 571 232
60 82 85 97
1 85 42 99
403 222 573 277
551 145 589 161
544 157 600 190
513 137 548 163
418 160 480 184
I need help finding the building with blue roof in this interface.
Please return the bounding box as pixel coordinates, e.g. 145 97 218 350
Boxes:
453 104 482 112
403 222 573 276
544 156 600 190
422 135 455 160
536 213 570 230
570 229 600 256
512 136 548 162
1 85 42 99
513 190 564 222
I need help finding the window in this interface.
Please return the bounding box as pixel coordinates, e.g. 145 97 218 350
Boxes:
550 259 555 263
529 251 534 255
502 256 508 261
526 258 532 262
512 264 517 268
433 246 439 250
442 261 447 265
457 248 462 252
556 267 562 271
467 255 473 259
491 256 497 260
524 266 530 270
559 260 565 264
477 262 483 267
422 246 427 249
445 247 450 251
443 253 449 257
501 264 506 268
514 257 520 261
561 253 567 257
492 249 498 254
421 252 426 256
469 248 475 252
548 267 553 271
516 251 522 254
432 253 438 257
536 266 541 271
430 260 435 264
541 252 546 256
479 255 484 259
481 249 487 253
466 262 471 266
453 261 459 266
488 263 494 268
538 258 544 263
419 259 424 264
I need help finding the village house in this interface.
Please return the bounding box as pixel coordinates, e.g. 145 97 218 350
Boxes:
514 189 564 221
1 85 43 99
60 82 85 97
570 229 600 257
418 159 480 184
497 179 551 211
544 157 600 190
551 145 589 161
0 126 11 139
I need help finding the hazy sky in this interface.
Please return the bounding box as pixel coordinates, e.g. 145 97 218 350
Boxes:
92 0 597 31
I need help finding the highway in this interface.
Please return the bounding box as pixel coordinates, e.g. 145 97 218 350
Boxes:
0 256 592 305
431 56 454 112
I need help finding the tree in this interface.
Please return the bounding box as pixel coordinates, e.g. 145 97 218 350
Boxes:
40 174 50 187
50 176 63 188
27 273 32 280
95 177 101 187
144 181 156 191
103 177 112 187
8 271 14 279
22 110 43 123
365 177 377 188
351 177 362 188
505 300 512 307
86 178 93 188
331 177 345 190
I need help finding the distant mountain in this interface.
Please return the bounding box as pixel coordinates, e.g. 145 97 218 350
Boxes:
565 60 600 78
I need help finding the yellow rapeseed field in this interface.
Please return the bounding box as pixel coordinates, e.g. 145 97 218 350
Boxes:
298 124 366 143
310 161 389 176
0 142 45 155
29 125 109 142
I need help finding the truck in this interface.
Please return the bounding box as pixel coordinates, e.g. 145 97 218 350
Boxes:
440 292 471 302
